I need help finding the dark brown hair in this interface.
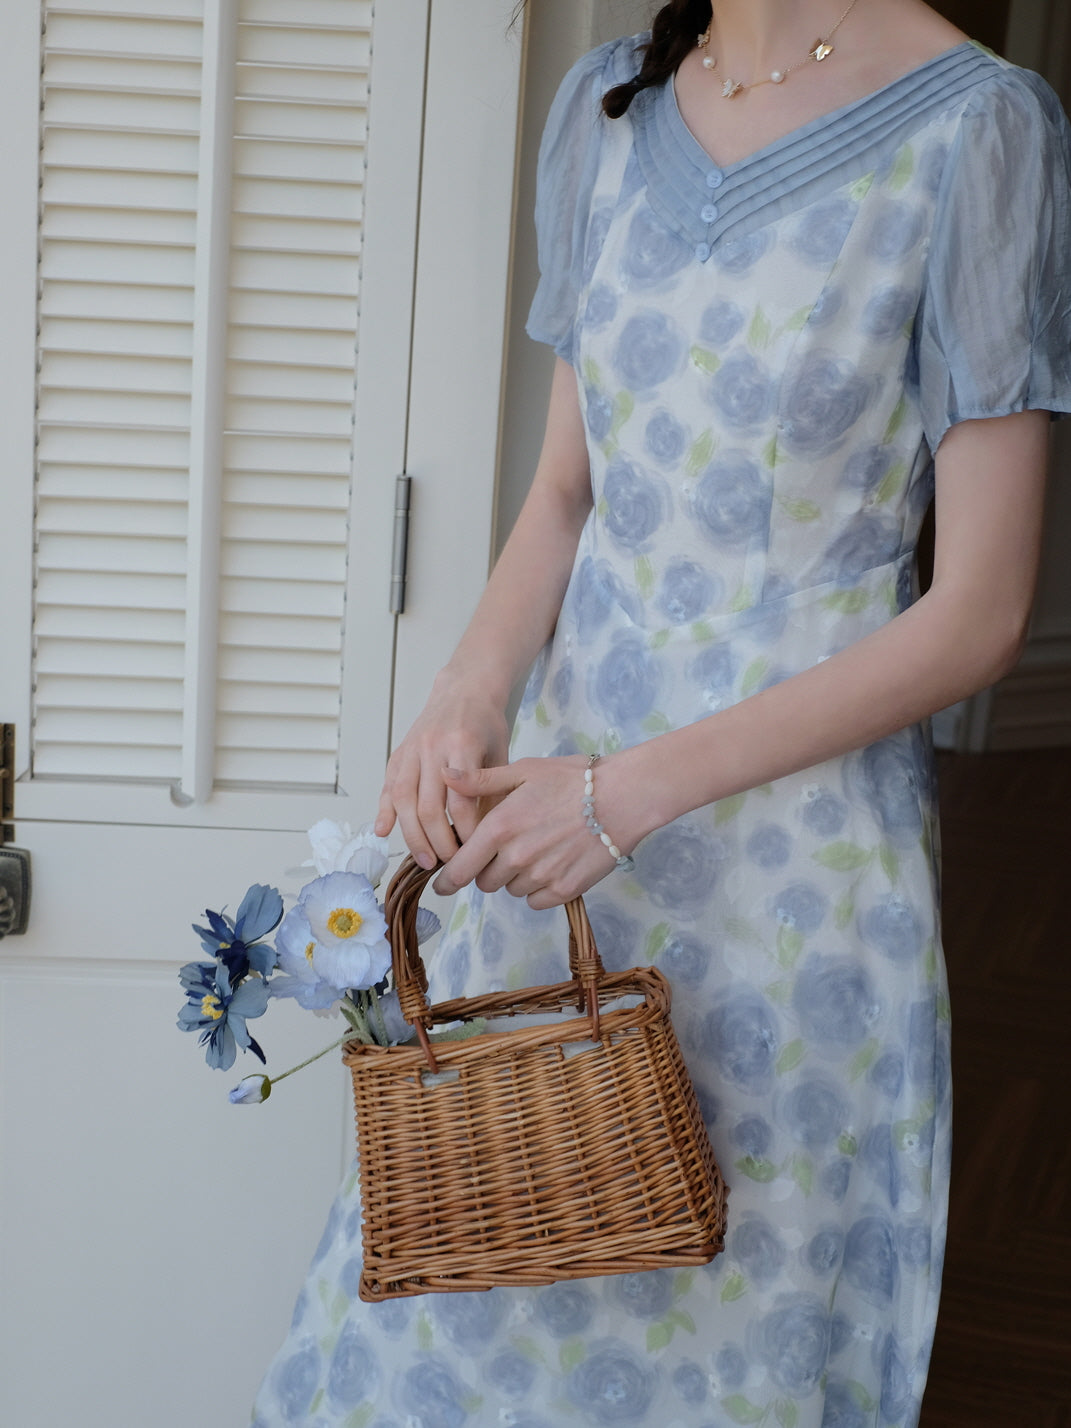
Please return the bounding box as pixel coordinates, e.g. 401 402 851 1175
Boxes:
602 1 712 117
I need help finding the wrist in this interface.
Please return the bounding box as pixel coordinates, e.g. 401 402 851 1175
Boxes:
432 658 512 712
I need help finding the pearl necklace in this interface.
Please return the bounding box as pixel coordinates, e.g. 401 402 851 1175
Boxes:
698 0 862 99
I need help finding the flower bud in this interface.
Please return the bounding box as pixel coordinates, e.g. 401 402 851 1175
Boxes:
229 1073 271 1105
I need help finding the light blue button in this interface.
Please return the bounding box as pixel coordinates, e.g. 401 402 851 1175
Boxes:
701 202 719 223
706 169 724 189
695 242 711 262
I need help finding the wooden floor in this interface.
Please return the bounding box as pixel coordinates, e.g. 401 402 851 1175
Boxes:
920 750 1071 1427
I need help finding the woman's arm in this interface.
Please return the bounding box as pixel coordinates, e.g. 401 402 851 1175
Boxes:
375 357 593 866
435 408 1050 905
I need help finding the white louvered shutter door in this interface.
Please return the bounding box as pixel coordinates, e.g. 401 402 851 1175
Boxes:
0 2 523 1424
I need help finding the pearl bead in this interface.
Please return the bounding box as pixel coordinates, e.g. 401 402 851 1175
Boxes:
771 70 785 83
702 55 715 69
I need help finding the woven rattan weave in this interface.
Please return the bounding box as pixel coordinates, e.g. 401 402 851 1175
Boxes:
343 855 728 1301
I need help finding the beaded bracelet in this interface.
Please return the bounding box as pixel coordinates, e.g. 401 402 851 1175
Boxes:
583 753 635 873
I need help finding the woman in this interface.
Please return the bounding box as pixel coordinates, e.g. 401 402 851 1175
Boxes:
254 1 1071 1423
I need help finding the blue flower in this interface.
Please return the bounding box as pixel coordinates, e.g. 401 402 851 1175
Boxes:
192 883 283 983
397 1355 472 1428
781 1078 848 1148
805 1227 844 1277
177 960 271 1070
229 1073 271 1104
843 1214 899 1304
689 643 736 706
709 351 776 431
868 200 925 261
793 955 878 1049
584 282 618 329
585 387 615 442
780 352 871 455
699 298 744 346
809 285 844 327
602 456 666 551
821 1156 853 1203
479 920 505 967
715 1344 747 1389
818 514 902 584
273 872 389 1005
327 1321 379 1411
644 409 687 465
567 1340 656 1423
306 819 389 883
533 1282 597 1338
789 197 857 266
584 207 613 282
610 1270 673 1319
703 988 780 1091
918 140 950 196
368 1294 412 1335
612 311 685 391
860 1123 901 1207
907 999 939 1088
855 739 922 845
732 1214 786 1287
869 1049 905 1099
485 1349 537 1399
658 932 709 986
800 789 847 837
746 823 792 869
731 1114 772 1158
881 1334 913 1420
657 559 718 624
440 934 471 999
840 444 893 493
692 452 772 547
566 557 640 644
432 1288 508 1349
820 1379 869 1428
713 229 772 274
859 895 923 962
897 1222 931 1268
585 900 641 974
753 1293 831 1395
621 205 691 286
591 633 660 726
634 822 720 912
770 881 828 934
672 1360 707 1405
271 1339 322 1424
862 284 916 339
551 659 574 712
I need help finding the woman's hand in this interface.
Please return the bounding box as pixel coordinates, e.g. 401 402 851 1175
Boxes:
432 753 644 910
374 670 511 869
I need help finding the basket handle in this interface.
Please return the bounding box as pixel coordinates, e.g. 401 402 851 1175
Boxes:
383 854 607 1069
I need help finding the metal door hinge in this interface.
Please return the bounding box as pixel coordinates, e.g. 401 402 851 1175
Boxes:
0 725 31 937
389 474 411 615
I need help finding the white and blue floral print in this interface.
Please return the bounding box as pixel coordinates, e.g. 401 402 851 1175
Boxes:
253 34 1071 1428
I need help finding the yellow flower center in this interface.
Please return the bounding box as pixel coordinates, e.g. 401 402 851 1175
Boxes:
201 993 224 1021
327 907 362 938
305 941 316 963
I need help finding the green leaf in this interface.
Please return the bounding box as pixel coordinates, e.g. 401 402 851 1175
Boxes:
764 978 793 1005
748 306 773 350
776 1398 800 1428
834 890 854 930
649 628 671 650
875 461 907 504
331 1290 350 1327
762 433 784 469
690 344 722 374
715 793 747 825
924 936 938 982
582 358 601 388
461 1395 484 1414
646 1321 674 1352
667 1309 697 1333
821 587 871 614
574 731 599 758
342 1406 374 1428
850 171 876 201
723 1393 767 1424
416 1313 433 1350
776 1037 806 1074
790 1154 814 1196
596 496 609 518
725 916 764 948
686 428 716 474
780 496 822 522
635 554 655 600
691 619 716 643
937 990 951 1024
510 1335 547 1365
883 394 908 443
785 304 813 332
879 843 899 883
837 1132 859 1157
642 712 672 734
776 926 804 968
847 1039 879 1082
309 1390 325 1416
734 1155 778 1183
889 143 915 191
730 583 754 613
604 728 622 753
645 923 671 961
848 1380 878 1413
674 1268 696 1299
610 389 634 438
559 1338 586 1372
720 1271 749 1303
741 657 769 697
449 903 468 934
756 782 773 796
534 701 550 728
814 841 873 873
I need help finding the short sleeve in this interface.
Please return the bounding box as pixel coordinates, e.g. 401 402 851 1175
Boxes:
525 39 635 363
912 67 1071 452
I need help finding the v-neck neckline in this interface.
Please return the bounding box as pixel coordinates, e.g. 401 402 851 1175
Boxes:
668 40 981 175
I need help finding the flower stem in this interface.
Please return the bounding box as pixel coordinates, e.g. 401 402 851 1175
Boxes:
269 1034 349 1086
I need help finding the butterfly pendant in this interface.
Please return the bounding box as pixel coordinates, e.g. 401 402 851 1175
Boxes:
721 78 744 99
810 39 835 61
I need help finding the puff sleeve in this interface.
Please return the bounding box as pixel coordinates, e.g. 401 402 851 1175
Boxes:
911 67 1071 453
525 39 629 363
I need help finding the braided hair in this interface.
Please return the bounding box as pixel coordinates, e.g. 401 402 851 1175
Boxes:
602 0 712 117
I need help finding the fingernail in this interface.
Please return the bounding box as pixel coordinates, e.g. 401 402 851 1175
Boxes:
442 766 463 777
415 851 435 870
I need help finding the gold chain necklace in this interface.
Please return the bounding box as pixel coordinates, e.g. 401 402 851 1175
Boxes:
698 0 862 99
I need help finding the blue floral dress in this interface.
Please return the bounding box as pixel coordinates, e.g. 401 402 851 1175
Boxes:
252 38 1071 1428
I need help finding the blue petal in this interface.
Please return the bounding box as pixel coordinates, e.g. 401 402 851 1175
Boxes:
178 961 216 992
235 884 284 943
247 941 277 978
230 978 271 1018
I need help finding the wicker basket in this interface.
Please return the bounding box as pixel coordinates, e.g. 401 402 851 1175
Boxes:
343 855 728 1301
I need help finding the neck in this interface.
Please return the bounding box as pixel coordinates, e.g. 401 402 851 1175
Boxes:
708 0 853 74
